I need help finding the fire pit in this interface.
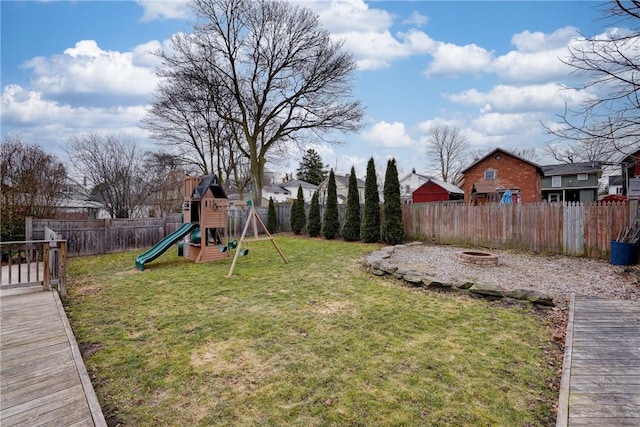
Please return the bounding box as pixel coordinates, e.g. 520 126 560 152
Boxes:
455 251 500 266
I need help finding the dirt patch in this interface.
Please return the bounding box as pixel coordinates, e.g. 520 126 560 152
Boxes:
79 342 105 359
76 285 102 296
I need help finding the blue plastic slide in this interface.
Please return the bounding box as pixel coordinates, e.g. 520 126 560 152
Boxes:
135 223 199 271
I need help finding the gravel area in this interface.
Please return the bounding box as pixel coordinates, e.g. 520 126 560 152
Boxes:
388 243 640 305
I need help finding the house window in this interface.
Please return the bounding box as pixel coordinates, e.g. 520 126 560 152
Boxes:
484 170 496 179
577 173 588 181
548 193 560 203
551 176 561 188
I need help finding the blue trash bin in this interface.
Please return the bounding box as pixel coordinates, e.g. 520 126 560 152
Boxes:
610 240 638 265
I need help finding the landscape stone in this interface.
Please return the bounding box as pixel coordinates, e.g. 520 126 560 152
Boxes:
403 273 425 284
421 277 451 288
454 281 475 290
469 283 504 297
505 289 555 306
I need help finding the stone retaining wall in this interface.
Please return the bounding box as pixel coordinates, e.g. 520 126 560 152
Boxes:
365 243 556 307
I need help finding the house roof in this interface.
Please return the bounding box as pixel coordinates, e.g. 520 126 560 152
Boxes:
399 171 433 183
191 174 227 199
473 182 520 194
418 179 463 194
540 161 602 176
280 179 318 190
461 148 542 175
334 174 365 187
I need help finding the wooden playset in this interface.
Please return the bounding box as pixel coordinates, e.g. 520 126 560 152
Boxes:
182 174 230 263
136 173 287 274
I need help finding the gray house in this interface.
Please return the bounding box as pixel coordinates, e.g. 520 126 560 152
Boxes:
540 162 602 202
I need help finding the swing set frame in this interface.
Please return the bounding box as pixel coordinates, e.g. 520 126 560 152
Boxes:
227 203 288 277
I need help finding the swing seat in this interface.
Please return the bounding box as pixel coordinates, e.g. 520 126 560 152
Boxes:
218 244 227 253
228 240 238 249
240 249 249 256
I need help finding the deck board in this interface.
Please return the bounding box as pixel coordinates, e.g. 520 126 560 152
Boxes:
0 287 106 427
557 295 640 427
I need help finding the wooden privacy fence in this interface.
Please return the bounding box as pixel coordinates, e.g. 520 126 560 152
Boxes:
403 202 632 259
27 215 183 257
27 203 351 257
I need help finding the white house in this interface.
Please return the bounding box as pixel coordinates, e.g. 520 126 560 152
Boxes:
280 179 318 202
608 175 624 195
262 185 292 203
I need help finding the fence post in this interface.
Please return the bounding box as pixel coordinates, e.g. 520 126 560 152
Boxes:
630 199 639 224
58 241 67 298
25 216 33 240
43 242 51 291
104 218 111 254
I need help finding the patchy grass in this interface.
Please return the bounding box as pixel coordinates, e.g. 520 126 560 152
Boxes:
65 236 559 426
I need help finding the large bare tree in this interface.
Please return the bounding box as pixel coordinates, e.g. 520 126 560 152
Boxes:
149 0 364 206
67 133 149 218
424 124 469 183
543 1 640 162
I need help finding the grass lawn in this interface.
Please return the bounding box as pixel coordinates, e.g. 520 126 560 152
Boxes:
65 236 560 426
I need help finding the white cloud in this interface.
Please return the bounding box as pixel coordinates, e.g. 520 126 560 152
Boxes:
312 0 393 33
339 29 434 70
132 40 163 68
492 48 573 84
2 84 150 148
471 112 541 136
136 0 191 22
402 11 429 27
511 26 579 53
22 40 159 102
362 121 414 148
444 83 593 113
423 42 493 78
416 118 465 134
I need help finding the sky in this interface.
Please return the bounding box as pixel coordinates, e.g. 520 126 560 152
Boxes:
0 0 614 181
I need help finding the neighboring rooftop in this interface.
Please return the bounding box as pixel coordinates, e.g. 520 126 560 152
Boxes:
541 162 602 176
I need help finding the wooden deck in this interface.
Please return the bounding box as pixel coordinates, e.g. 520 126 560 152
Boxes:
557 294 640 426
1 286 106 426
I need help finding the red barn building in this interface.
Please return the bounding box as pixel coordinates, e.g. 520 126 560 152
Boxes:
412 179 464 203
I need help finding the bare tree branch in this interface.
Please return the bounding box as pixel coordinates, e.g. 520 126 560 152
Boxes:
424 124 469 183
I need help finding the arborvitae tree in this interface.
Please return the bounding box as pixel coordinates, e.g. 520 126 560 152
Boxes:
307 191 321 237
361 157 380 243
322 169 340 239
380 158 404 245
267 197 277 233
296 148 328 185
341 166 361 241
290 185 306 235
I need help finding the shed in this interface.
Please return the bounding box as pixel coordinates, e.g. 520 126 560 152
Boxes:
412 179 464 203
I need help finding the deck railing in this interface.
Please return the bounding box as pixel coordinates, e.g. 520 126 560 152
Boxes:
0 240 67 297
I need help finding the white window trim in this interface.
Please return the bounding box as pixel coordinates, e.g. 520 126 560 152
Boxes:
577 173 588 181
551 176 561 188
484 170 496 180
